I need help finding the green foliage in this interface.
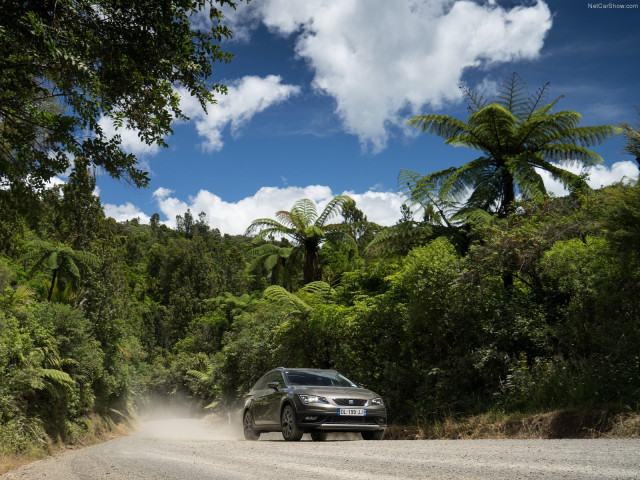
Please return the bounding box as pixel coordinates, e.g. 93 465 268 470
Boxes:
24 240 99 301
2 167 640 452
246 196 356 284
0 295 105 452
408 72 621 218
0 0 241 190
621 109 640 167
600 181 640 262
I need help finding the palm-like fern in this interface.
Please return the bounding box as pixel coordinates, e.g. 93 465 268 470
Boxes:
408 73 621 218
263 281 333 318
247 243 297 289
246 196 355 284
25 240 99 301
621 109 640 168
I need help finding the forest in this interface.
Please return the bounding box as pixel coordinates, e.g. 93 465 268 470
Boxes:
2 0 640 460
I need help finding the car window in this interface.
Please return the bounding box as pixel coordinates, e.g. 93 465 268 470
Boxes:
266 371 284 388
252 373 270 391
284 370 357 387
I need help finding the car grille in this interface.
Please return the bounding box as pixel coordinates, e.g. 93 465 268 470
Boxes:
330 416 383 425
333 398 367 406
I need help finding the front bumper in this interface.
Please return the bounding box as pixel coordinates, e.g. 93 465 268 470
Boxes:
294 406 387 432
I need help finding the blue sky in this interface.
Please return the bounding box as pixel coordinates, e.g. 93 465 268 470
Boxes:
88 0 640 234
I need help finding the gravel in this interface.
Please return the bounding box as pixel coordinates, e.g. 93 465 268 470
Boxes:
3 419 639 479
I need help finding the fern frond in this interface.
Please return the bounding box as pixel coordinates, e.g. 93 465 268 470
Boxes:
316 195 352 227
290 199 318 228
508 156 547 203
263 285 312 316
460 84 488 113
451 207 496 226
407 114 467 139
494 72 529 118
245 218 289 237
304 225 324 239
187 370 211 382
46 251 59 270
72 250 100 269
40 368 74 386
298 281 333 296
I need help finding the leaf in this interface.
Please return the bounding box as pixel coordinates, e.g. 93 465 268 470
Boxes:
263 285 312 316
40 368 74 387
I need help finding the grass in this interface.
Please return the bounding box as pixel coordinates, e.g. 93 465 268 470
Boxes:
385 409 640 440
0 413 138 475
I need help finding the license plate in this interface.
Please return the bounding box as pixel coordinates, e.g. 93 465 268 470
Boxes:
338 408 366 416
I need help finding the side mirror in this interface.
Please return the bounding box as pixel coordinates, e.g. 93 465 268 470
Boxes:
267 381 280 390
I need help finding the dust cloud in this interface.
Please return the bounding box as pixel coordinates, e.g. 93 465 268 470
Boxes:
135 394 244 441
135 395 366 442
138 416 243 441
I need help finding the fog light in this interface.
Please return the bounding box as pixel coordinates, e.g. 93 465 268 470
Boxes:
304 416 319 421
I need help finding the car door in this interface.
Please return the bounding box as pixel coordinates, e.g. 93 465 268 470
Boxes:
261 371 286 426
250 374 269 424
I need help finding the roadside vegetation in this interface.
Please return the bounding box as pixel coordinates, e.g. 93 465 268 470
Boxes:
2 2 640 470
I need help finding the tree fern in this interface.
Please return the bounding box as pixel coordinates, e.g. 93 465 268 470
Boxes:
263 285 312 317
246 196 356 284
408 72 621 218
494 72 529 119
621 110 640 167
25 240 99 301
40 368 74 387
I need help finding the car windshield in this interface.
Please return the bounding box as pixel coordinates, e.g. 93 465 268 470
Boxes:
284 370 358 387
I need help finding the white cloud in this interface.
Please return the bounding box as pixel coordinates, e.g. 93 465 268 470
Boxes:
96 75 299 157
152 185 406 234
44 176 66 190
97 116 161 157
178 75 300 152
103 202 151 224
537 161 639 197
153 187 175 199
104 161 638 232
342 190 407 226
234 0 552 151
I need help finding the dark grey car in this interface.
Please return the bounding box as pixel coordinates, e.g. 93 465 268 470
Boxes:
242 367 387 441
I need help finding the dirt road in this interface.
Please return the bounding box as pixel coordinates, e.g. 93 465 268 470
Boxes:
3 419 639 479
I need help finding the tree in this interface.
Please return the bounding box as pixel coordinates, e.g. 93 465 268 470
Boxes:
246 196 355 284
59 160 105 249
621 109 640 168
25 240 99 301
407 73 620 219
341 199 380 251
248 243 296 290
0 0 239 191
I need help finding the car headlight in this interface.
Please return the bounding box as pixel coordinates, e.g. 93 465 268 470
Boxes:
299 394 329 405
370 397 384 406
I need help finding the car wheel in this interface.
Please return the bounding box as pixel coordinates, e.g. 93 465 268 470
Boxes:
243 409 260 441
361 429 385 440
310 431 328 441
281 405 303 441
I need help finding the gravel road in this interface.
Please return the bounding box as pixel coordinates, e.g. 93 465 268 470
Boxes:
3 418 639 479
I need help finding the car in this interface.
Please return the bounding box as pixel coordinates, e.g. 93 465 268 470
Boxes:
242 367 387 441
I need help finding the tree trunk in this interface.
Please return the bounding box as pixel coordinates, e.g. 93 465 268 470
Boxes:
303 243 318 285
499 164 516 218
48 269 58 301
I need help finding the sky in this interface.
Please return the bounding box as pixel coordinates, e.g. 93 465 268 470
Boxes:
88 0 640 234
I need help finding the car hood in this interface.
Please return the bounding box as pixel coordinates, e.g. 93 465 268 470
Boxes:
293 386 378 398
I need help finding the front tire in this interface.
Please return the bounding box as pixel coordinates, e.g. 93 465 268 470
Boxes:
281 405 303 441
361 429 385 440
243 410 260 441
